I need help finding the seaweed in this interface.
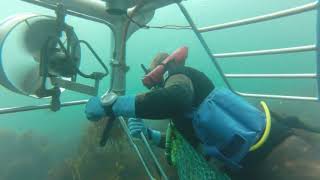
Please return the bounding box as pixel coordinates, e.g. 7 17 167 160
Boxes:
0 129 52 180
0 119 177 180
48 119 177 180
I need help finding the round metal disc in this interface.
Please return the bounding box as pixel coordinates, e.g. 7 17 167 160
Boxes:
0 14 57 97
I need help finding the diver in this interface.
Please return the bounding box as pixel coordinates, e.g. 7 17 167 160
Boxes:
84 47 291 178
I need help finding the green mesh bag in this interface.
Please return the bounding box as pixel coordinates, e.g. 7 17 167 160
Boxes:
165 123 231 180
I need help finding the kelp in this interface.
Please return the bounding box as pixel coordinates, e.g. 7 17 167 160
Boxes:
49 119 177 180
0 119 177 180
0 129 52 180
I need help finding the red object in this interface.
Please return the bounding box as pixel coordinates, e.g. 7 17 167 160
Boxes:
142 47 188 89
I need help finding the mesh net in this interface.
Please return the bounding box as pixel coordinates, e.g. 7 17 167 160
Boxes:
167 126 231 180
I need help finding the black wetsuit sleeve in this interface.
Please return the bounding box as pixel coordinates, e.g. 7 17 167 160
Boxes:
135 74 194 119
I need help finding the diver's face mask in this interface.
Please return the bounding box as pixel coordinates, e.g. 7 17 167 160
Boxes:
141 64 164 89
141 47 188 89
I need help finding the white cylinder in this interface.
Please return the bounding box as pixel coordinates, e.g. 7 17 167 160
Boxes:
0 14 56 96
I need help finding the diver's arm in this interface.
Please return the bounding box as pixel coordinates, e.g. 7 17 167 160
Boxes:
135 74 194 119
86 74 194 120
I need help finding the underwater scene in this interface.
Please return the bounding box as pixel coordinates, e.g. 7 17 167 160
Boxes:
0 0 320 179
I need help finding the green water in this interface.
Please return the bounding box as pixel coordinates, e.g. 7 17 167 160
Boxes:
0 0 319 179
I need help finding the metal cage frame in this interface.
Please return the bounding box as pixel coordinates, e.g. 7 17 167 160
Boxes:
0 0 319 179
177 1 320 101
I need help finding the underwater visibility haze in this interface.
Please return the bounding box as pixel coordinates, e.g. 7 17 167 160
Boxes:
0 0 320 179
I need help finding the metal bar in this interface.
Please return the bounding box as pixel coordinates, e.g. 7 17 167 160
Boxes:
214 45 316 58
20 0 114 29
140 132 169 180
225 73 318 78
20 0 57 11
134 0 178 13
118 117 155 180
199 1 318 32
237 92 318 101
0 100 88 115
109 7 160 178
20 0 107 20
51 78 97 96
176 3 234 90
317 1 320 101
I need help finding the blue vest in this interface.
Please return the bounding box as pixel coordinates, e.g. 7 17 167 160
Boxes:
191 88 266 169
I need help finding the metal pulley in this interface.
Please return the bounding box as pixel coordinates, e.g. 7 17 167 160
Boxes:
0 8 109 111
0 14 59 97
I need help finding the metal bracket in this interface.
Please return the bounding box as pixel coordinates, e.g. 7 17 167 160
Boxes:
55 3 67 37
110 59 130 72
51 77 100 96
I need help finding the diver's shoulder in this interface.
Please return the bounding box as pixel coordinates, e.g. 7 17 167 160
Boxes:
184 66 207 75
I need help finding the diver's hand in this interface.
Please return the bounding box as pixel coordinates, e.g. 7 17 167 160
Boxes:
85 97 114 121
128 118 161 145
128 118 149 138
85 92 137 121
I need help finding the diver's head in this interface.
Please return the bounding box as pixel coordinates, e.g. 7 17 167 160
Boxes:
140 52 169 89
149 52 169 71
141 47 188 89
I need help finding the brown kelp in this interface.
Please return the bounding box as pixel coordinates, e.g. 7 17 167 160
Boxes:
0 129 53 180
49 119 178 180
0 118 177 180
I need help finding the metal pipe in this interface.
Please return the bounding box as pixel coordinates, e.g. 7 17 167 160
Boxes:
199 1 319 32
176 3 234 90
118 117 155 180
109 4 165 179
113 4 145 95
0 100 88 115
20 0 57 10
140 132 169 180
106 24 157 179
20 0 112 22
214 45 316 58
237 92 318 101
138 0 178 13
109 29 127 94
20 0 115 30
225 73 318 78
317 1 320 101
